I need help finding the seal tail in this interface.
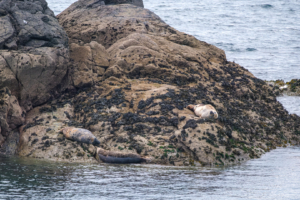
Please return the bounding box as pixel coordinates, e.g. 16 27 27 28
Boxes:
92 138 101 146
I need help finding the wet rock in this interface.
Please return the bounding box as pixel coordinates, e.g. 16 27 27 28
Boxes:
104 0 144 7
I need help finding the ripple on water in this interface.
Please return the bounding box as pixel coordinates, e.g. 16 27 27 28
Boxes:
1 147 300 199
277 95 300 116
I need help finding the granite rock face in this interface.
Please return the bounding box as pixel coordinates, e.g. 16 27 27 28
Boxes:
0 0 69 155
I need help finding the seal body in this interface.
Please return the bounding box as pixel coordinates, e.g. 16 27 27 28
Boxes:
97 148 148 164
61 127 100 146
187 104 218 119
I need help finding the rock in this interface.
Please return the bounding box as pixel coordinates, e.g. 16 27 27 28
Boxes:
104 0 144 7
0 0 68 49
69 41 109 88
17 103 97 163
0 0 70 156
16 0 300 165
0 16 15 49
0 0 70 108
0 87 25 155
0 47 69 108
266 79 300 96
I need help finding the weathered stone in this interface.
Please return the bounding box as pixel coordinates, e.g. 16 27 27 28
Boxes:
105 0 144 7
0 0 68 49
0 87 25 155
17 103 97 163
0 47 69 108
0 0 70 156
15 0 300 165
0 15 15 49
69 41 109 88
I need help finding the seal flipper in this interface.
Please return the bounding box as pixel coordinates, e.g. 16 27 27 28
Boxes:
92 138 101 146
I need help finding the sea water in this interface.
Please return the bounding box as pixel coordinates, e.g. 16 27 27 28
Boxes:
1 0 300 199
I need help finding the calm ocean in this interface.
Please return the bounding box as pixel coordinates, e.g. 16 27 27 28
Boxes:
1 1 300 199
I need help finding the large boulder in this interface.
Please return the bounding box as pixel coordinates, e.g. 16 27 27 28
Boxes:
0 0 70 156
0 0 69 108
0 0 68 49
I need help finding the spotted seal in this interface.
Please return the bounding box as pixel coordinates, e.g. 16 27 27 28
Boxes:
97 148 150 164
60 127 100 146
187 104 218 119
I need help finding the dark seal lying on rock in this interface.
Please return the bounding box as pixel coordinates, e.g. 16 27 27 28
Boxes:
60 127 101 146
97 147 150 164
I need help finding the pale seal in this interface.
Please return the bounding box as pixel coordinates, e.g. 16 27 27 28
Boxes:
187 104 218 119
97 148 150 164
60 127 100 146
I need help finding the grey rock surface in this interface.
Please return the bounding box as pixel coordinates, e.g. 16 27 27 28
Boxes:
0 0 68 49
0 87 24 154
104 0 144 7
0 0 70 156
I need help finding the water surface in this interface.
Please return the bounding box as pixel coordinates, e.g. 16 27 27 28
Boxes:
1 146 300 199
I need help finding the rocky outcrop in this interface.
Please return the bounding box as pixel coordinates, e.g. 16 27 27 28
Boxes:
0 47 69 109
0 0 69 108
17 101 97 163
104 0 144 7
18 0 296 166
0 0 69 155
0 87 25 154
267 79 300 96
0 0 68 49
9 0 300 166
